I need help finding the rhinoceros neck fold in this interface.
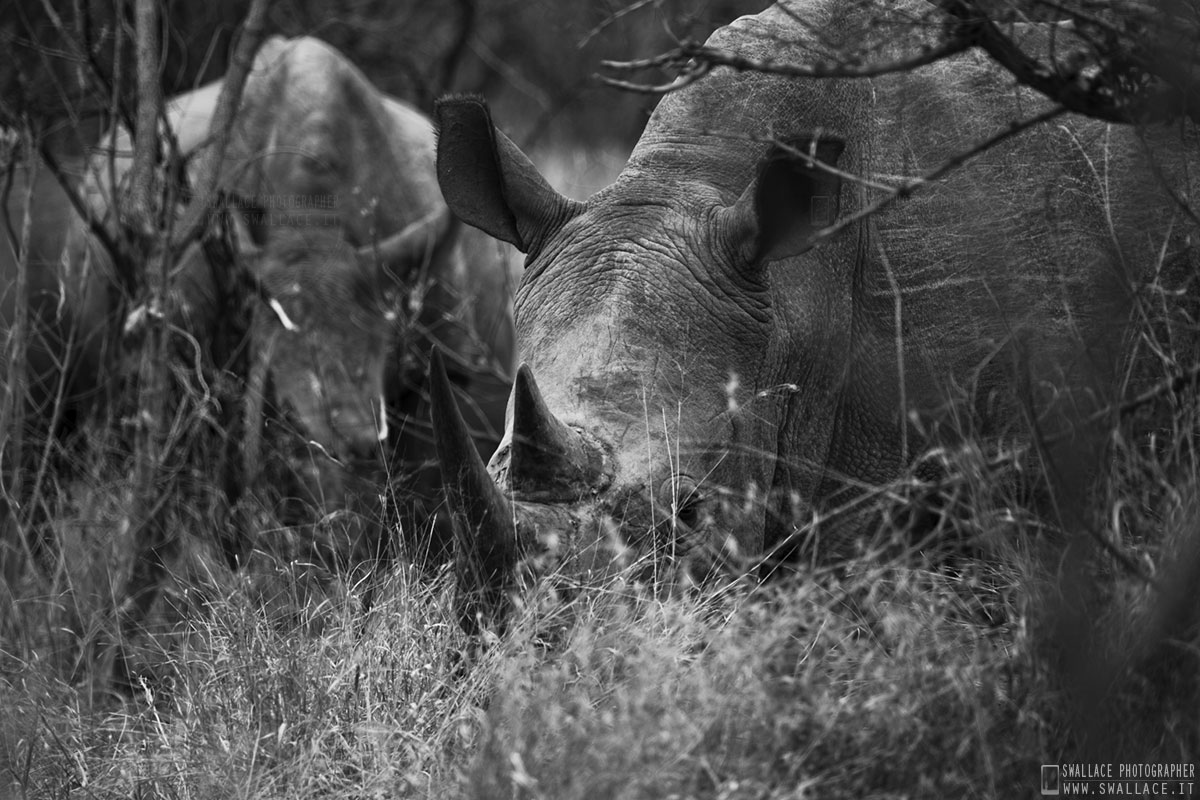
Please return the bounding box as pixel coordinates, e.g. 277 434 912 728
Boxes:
625 0 868 204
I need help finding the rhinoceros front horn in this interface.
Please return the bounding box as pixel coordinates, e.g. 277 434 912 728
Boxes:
428 347 516 632
509 364 610 500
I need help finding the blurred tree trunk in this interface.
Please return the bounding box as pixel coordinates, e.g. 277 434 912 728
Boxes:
113 0 271 693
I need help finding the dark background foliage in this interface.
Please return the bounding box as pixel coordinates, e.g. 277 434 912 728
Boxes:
0 0 769 157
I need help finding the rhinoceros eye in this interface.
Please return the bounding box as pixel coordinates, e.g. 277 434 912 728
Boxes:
660 475 704 528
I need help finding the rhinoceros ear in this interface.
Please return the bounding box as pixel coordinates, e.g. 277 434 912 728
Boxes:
721 136 844 266
435 96 582 255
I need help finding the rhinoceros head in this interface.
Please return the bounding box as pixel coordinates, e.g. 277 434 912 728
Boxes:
432 96 847 628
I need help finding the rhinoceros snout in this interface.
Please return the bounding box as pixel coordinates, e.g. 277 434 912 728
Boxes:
430 353 632 631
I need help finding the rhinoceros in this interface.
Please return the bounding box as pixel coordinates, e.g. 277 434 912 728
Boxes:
159 36 517 562
3 35 517 569
430 1 1197 627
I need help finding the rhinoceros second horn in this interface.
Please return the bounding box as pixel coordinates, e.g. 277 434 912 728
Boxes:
428 347 517 629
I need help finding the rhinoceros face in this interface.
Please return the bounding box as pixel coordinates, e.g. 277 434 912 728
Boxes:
507 198 779 556
236 208 448 462
252 231 392 459
432 97 842 626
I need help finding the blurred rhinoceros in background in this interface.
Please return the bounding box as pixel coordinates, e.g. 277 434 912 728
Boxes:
430 0 1199 628
156 36 517 566
2 35 518 574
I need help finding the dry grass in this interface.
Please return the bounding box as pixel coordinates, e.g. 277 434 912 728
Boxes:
3 88 1199 800
3 232 1200 800
2 404 1198 800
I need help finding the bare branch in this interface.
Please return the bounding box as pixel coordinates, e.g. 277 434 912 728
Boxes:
935 0 1200 124
713 130 898 194
579 0 657 49
35 143 121 272
599 65 711 95
171 0 272 251
806 104 1069 248
127 0 163 234
599 36 975 94
70 0 137 137
601 2 1200 123
1084 359 1200 432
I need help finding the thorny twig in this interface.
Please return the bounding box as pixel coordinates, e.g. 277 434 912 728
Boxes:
579 0 658 48
171 0 272 252
806 104 1070 247
599 36 974 95
935 0 1200 125
600 2 1200 124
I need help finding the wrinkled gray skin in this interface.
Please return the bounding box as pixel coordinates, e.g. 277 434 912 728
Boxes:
431 1 1198 626
152 37 517 558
